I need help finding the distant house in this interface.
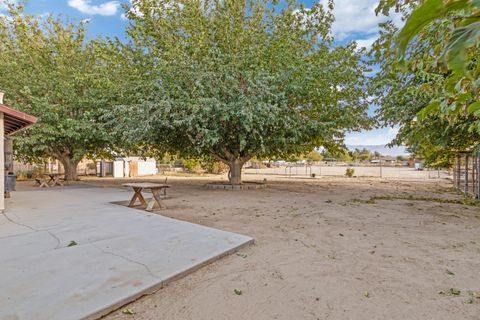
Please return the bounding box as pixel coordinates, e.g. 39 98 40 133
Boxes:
408 158 424 168
370 156 396 164
382 156 396 164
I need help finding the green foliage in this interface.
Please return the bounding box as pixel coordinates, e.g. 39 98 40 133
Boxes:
14 170 36 180
350 148 374 161
372 1 480 167
305 150 323 162
181 156 227 174
113 0 371 184
395 0 480 76
202 159 228 174
0 4 120 179
182 158 202 173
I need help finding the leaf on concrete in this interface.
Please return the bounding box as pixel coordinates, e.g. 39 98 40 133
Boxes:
67 240 78 247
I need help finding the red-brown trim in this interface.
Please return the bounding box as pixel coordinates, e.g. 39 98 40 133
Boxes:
0 104 37 135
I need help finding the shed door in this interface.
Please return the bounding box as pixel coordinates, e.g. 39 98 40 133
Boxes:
129 161 138 177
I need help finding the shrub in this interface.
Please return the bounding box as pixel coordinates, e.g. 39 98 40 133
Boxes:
182 158 202 173
15 170 27 180
202 160 228 174
345 168 355 177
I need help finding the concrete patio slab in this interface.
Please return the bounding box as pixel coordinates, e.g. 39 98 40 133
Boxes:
0 186 253 320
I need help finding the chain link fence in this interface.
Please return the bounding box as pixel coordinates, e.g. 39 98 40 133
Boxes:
245 163 451 180
453 152 480 199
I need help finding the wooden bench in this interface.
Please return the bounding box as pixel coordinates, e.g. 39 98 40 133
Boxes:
35 173 64 187
34 175 49 188
122 183 171 212
46 173 64 187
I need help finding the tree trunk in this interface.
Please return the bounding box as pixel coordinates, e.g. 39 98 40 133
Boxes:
228 159 244 185
59 157 79 181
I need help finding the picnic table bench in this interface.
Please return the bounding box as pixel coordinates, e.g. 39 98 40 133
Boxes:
35 173 64 188
122 183 170 212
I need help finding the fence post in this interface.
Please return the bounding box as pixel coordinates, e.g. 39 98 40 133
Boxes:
456 154 461 189
465 154 469 195
477 154 480 199
379 159 382 178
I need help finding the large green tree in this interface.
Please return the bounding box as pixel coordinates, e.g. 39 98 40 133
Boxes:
115 0 370 184
0 4 119 180
372 1 480 166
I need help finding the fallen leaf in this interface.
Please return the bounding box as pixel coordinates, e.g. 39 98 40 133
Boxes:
450 288 461 296
122 308 135 315
67 240 77 247
464 298 474 304
446 269 455 275
236 252 247 258
234 289 242 295
364 291 370 298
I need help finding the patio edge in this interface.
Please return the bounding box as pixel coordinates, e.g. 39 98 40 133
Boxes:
84 237 255 320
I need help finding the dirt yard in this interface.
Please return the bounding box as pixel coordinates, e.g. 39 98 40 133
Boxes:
90 175 480 320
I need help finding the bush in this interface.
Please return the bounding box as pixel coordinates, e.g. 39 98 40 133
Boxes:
15 169 40 180
15 170 28 180
345 168 355 177
202 160 228 174
182 158 202 173
248 159 266 169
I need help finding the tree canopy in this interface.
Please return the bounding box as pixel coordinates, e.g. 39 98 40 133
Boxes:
113 0 371 184
372 0 480 167
0 4 120 179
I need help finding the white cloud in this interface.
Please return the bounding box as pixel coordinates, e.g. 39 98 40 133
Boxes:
320 0 402 40
354 35 377 50
345 126 400 146
67 0 120 16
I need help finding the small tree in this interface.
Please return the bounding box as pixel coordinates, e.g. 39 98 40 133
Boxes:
118 0 370 184
305 150 323 162
0 5 118 180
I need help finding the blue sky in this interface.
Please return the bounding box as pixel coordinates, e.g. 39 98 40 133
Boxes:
0 0 403 149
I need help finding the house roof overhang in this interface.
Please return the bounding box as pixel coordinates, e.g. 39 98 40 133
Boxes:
0 104 37 135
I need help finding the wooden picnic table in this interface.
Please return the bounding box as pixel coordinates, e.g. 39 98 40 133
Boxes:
122 183 170 212
35 173 64 188
34 175 49 188
46 173 64 186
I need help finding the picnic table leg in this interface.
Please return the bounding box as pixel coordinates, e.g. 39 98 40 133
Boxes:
146 189 166 211
53 176 64 186
128 187 147 207
39 179 49 188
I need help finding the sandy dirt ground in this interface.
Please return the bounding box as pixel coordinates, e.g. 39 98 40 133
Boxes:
82 175 480 320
